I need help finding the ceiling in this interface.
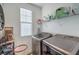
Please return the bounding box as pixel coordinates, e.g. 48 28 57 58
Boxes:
32 3 50 7
32 3 79 8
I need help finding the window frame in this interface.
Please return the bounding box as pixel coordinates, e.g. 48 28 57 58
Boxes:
20 8 32 37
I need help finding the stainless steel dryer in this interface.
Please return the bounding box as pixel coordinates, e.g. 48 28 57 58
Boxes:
32 32 52 55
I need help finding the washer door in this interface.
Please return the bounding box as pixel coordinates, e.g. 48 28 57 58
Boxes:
0 4 5 30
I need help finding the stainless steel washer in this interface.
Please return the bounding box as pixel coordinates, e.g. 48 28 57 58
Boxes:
32 32 52 55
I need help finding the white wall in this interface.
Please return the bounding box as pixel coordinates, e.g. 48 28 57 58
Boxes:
42 3 79 37
1 3 42 48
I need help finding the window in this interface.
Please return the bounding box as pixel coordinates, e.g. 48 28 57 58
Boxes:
20 8 32 36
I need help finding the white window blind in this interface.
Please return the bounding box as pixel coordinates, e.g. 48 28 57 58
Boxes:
20 8 32 36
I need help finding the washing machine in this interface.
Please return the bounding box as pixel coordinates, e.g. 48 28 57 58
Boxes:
32 32 52 55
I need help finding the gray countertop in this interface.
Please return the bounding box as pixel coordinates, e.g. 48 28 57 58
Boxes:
43 34 79 55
